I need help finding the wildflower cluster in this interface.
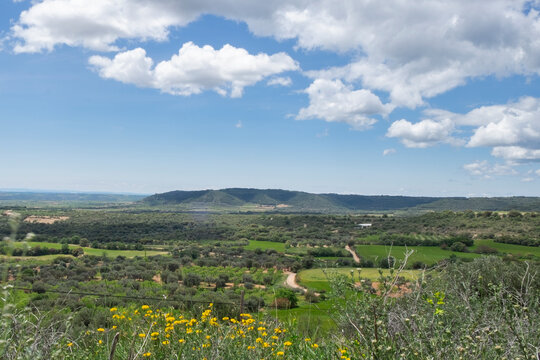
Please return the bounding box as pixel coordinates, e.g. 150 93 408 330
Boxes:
60 304 330 359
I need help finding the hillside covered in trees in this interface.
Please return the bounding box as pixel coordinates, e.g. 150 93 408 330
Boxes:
142 188 540 212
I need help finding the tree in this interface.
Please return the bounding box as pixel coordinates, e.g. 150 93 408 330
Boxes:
61 243 70 255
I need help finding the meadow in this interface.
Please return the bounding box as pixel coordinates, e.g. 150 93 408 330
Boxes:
297 268 421 292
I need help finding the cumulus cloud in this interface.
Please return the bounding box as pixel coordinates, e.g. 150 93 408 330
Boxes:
389 97 540 161
10 0 540 109
386 118 457 148
466 97 540 150
453 97 540 161
536 169 540 176
267 76 292 86
383 148 396 156
491 146 540 161
88 42 298 97
11 0 187 53
463 160 518 178
296 79 392 130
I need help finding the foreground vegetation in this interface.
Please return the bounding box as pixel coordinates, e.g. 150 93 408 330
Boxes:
1 202 539 359
1 258 538 359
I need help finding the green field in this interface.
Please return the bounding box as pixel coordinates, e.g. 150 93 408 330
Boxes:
270 300 336 335
244 240 286 252
356 240 539 266
472 239 540 257
355 244 480 265
10 241 168 258
298 268 421 292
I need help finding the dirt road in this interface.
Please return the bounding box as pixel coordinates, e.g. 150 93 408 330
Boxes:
283 271 307 293
345 245 361 264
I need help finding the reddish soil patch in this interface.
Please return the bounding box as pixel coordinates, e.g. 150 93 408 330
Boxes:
370 282 412 298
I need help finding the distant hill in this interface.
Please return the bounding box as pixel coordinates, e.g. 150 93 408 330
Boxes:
142 188 540 212
0 192 145 203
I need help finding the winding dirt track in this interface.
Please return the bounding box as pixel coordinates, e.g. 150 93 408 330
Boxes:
283 271 307 293
345 245 361 264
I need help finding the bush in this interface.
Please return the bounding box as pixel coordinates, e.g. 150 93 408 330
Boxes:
378 256 395 268
474 245 498 254
183 273 201 287
273 288 298 308
411 261 426 269
450 241 468 252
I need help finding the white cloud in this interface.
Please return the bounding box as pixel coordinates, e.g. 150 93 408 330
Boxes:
316 128 329 138
383 148 396 156
89 42 298 97
11 0 187 53
11 0 540 110
235 120 243 128
491 146 540 161
466 97 540 149
386 118 456 148
88 48 154 87
267 76 292 86
536 169 540 176
390 97 540 161
463 160 518 178
296 79 392 130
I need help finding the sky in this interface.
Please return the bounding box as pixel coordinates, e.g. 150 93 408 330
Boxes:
1 0 540 196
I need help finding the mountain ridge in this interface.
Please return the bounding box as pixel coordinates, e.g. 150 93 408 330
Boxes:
142 188 540 212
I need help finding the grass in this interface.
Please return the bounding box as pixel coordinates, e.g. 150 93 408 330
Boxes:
270 300 336 334
355 240 539 266
297 268 421 292
10 241 168 258
472 239 540 257
244 240 286 252
356 244 480 265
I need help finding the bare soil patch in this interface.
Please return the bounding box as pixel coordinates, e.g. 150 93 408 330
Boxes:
24 216 69 224
370 281 412 298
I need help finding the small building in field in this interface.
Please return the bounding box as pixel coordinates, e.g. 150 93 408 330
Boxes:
357 223 372 228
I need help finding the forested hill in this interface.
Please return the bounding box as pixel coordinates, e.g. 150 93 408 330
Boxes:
142 188 540 212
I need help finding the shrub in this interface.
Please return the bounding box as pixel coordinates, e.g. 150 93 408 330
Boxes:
474 245 498 254
378 256 395 268
450 241 468 252
183 273 201 287
273 288 298 308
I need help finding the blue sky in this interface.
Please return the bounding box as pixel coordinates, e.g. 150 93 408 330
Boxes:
1 1 540 196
